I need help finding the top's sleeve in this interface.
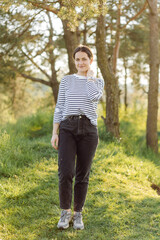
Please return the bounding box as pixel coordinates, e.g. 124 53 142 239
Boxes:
86 78 104 102
53 77 65 123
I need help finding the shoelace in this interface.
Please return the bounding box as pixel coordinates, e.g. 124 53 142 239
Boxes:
74 212 82 224
60 211 71 222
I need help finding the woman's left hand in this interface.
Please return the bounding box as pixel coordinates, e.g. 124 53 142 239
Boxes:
87 69 95 78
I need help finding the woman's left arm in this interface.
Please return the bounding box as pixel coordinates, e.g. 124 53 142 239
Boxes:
86 78 104 101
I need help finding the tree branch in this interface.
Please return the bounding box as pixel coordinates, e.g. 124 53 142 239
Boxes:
20 73 51 86
32 42 50 57
47 12 56 77
21 49 51 80
122 0 135 12
10 65 51 86
0 13 38 58
13 10 42 34
141 86 148 94
27 0 59 14
120 0 148 30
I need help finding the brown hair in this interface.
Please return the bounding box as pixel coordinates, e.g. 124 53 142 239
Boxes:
73 45 93 59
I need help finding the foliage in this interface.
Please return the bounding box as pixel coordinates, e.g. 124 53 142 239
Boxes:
58 0 108 31
0 0 157 112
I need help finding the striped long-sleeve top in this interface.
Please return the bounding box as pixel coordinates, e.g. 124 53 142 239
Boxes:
53 74 104 126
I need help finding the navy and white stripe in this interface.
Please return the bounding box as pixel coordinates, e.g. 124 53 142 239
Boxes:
53 74 104 126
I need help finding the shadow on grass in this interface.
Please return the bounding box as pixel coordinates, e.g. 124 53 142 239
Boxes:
1 115 160 239
84 195 160 240
1 145 160 240
1 170 60 240
2 172 160 240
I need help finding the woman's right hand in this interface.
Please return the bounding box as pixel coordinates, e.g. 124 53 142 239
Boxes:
51 134 59 150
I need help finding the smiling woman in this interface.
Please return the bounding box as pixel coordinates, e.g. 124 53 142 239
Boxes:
74 51 93 76
51 44 104 230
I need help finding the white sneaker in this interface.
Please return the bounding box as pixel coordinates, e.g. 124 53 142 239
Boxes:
57 210 72 229
73 212 84 230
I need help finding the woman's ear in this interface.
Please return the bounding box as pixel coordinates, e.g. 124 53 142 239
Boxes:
90 57 93 64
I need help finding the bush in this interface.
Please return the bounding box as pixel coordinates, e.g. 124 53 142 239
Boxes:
98 119 116 142
5 109 53 139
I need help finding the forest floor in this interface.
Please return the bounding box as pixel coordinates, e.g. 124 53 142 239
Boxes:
0 107 160 240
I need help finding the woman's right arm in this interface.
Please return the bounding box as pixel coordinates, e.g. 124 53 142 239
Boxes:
51 77 66 150
51 123 60 150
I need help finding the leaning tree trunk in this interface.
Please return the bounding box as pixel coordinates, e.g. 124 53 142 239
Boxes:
96 14 119 138
146 0 159 153
48 12 59 102
50 57 59 103
112 0 122 75
62 20 79 74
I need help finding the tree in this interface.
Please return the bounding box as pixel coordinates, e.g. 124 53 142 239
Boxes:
28 0 80 73
146 0 159 153
95 0 148 137
0 6 60 103
96 2 120 137
119 18 149 110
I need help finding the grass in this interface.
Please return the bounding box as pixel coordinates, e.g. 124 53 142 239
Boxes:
0 107 160 240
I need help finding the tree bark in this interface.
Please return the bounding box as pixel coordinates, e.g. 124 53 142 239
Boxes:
146 0 159 153
123 57 128 111
96 14 120 138
62 20 79 74
48 12 59 103
112 0 122 75
83 21 87 45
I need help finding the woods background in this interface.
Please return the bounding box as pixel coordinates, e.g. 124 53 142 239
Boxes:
0 0 159 152
0 1 160 239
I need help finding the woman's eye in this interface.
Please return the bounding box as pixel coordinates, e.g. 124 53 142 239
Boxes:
75 58 87 61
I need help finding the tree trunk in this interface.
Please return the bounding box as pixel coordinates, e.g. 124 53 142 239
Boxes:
48 12 59 103
62 20 79 74
83 21 87 45
123 57 128 111
146 0 159 153
96 14 119 138
112 0 122 74
50 58 59 103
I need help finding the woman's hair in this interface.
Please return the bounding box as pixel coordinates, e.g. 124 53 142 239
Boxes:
73 45 93 59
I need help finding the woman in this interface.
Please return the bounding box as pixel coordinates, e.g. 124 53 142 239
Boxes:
51 45 104 230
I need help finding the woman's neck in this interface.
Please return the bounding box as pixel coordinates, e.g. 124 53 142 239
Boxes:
76 71 87 76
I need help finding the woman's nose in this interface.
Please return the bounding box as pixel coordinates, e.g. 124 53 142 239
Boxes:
79 60 83 64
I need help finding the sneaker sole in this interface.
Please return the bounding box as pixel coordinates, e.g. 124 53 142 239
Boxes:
57 224 69 229
73 225 84 230
57 218 72 229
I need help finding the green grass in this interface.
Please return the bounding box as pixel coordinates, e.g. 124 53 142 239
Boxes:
0 107 160 240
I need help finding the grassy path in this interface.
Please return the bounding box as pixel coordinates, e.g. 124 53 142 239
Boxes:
0 109 160 239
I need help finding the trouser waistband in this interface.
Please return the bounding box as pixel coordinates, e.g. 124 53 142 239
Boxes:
67 115 89 121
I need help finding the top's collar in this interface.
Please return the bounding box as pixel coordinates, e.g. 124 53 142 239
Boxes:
74 74 87 79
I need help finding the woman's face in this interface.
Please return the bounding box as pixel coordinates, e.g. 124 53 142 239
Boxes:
74 51 93 75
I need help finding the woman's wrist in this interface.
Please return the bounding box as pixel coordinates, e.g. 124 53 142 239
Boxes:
87 76 96 81
87 76 95 79
52 133 58 136
52 123 60 136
